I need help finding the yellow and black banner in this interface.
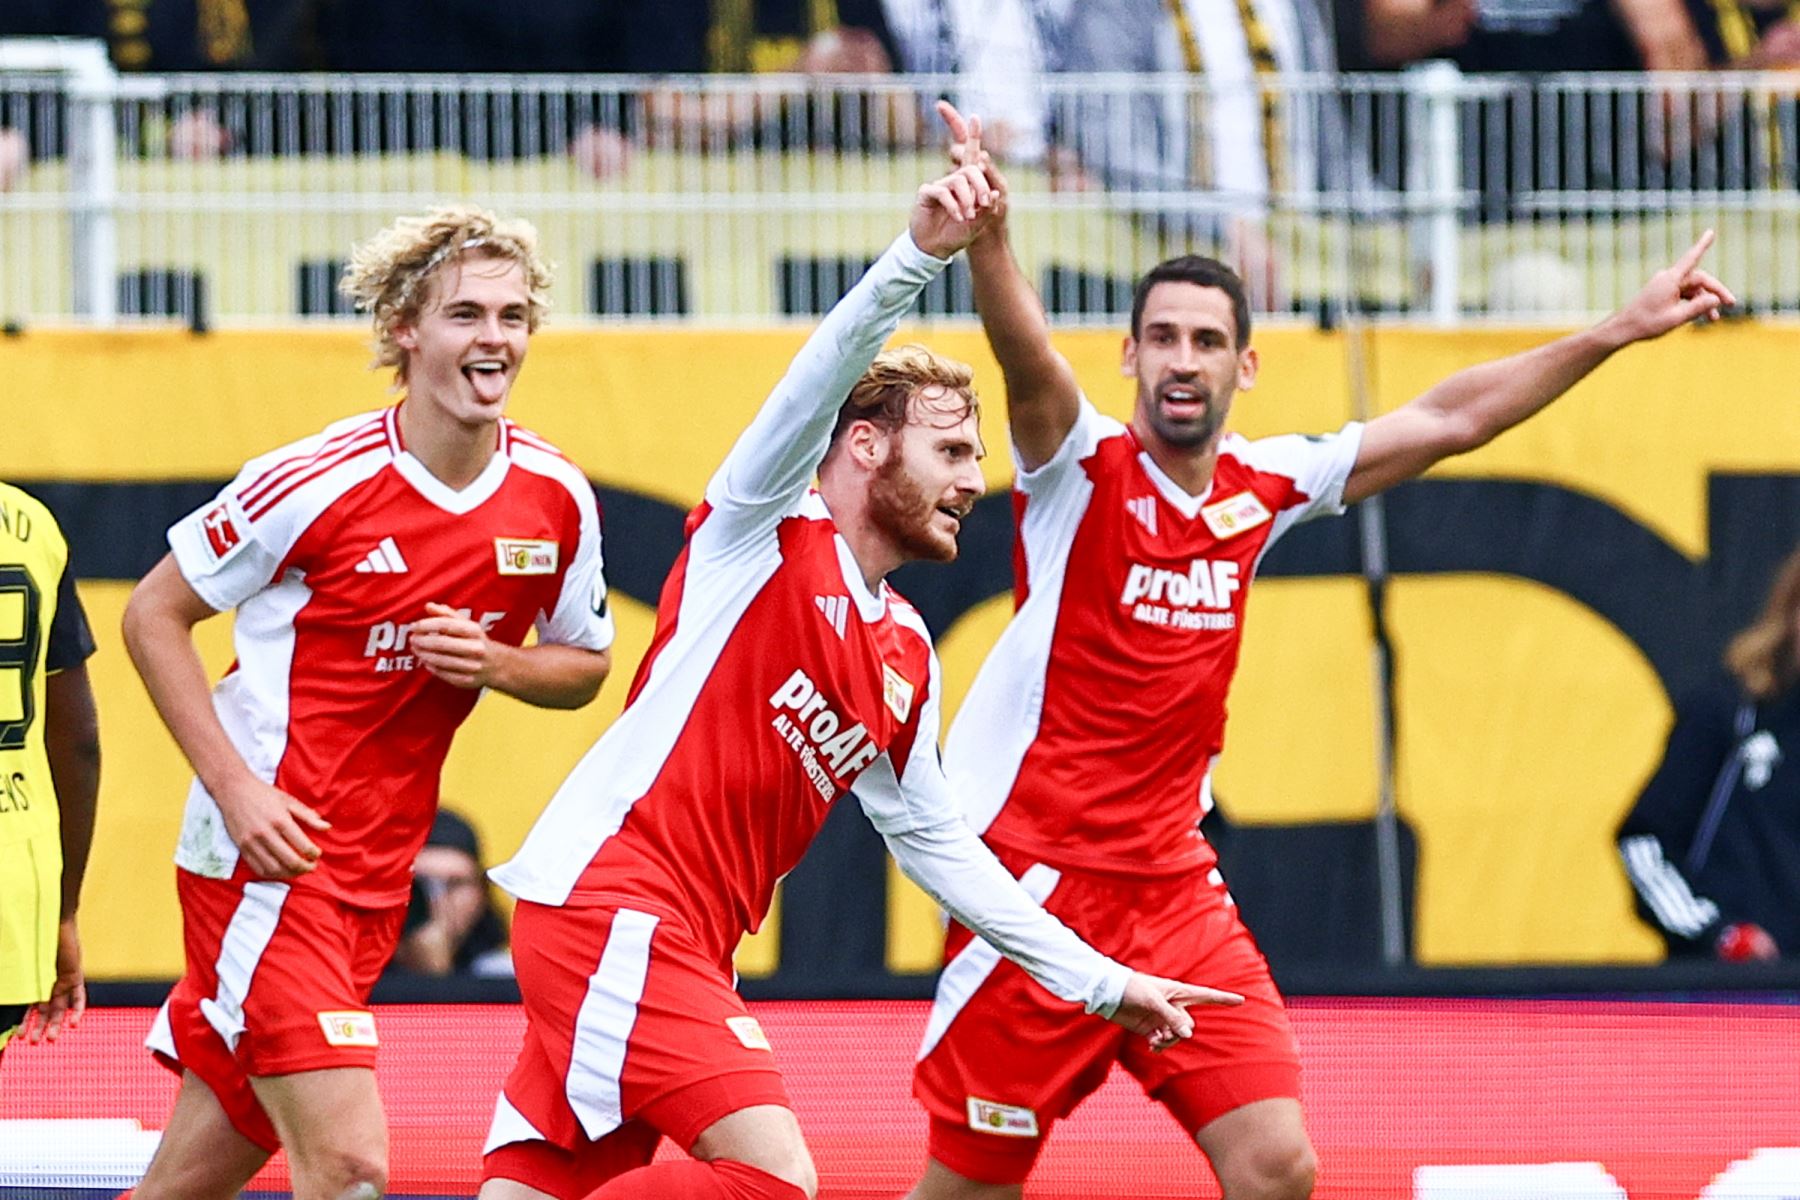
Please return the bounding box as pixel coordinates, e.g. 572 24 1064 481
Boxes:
7 320 1798 983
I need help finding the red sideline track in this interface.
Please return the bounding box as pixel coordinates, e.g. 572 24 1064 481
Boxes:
2 998 1795 1198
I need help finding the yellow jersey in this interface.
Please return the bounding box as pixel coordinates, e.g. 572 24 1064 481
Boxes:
0 482 96 1006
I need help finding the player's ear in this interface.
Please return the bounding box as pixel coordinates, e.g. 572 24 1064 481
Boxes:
1237 346 1259 391
846 419 889 470
1121 335 1138 378
393 322 419 353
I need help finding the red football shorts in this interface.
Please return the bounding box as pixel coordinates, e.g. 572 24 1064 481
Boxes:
912 845 1301 1185
146 869 407 1151
481 900 792 1198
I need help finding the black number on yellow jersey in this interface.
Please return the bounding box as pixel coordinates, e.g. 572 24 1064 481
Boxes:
0 565 43 751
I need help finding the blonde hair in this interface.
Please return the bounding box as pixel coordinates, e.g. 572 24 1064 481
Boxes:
339 204 553 387
1726 545 1800 700
831 344 978 444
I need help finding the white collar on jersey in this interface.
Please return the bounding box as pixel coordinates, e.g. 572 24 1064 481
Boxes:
834 532 889 623
1136 449 1213 520
391 446 510 514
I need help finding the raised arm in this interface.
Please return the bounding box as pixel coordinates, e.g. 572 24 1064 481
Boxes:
942 101 1082 473
708 116 1002 519
1343 231 1735 504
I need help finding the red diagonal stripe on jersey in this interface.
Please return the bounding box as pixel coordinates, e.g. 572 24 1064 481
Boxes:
243 436 388 521
237 417 386 512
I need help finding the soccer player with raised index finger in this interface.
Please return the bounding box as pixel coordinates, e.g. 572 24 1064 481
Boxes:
476 111 1240 1200
906 100 1736 1200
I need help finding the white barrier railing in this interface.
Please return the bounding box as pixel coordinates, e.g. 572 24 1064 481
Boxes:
3 43 1797 326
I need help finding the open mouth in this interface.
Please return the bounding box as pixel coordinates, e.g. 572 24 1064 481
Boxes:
1159 382 1207 419
462 359 509 400
935 503 972 532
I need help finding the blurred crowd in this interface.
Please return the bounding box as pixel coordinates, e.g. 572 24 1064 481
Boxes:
5 0 1796 81
3 0 1798 305
3 0 1797 173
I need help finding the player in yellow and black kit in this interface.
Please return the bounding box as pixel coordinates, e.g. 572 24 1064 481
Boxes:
0 482 100 1056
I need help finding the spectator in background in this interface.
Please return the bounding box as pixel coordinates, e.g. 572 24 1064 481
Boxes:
1618 545 1800 964
882 0 1060 166
389 809 513 979
0 0 329 166
1339 0 1476 68
0 2 104 189
315 0 905 173
0 128 23 192
101 0 325 71
1050 0 1349 309
1701 0 1800 66
98 0 329 158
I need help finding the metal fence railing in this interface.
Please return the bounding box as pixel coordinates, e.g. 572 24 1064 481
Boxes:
3 39 1797 326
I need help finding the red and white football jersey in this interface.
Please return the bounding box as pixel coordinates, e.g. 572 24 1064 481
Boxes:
945 401 1362 877
166 406 613 907
494 235 1126 1013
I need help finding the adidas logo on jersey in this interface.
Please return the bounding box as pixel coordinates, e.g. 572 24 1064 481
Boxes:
354 536 409 574
1125 495 1158 535
814 594 849 638
768 668 882 804
1120 559 1241 631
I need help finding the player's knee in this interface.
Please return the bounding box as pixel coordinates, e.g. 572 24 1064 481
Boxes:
1218 1135 1315 1200
292 1145 387 1200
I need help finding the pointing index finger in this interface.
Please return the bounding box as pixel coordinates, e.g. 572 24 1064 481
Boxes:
1675 228 1715 276
935 99 968 144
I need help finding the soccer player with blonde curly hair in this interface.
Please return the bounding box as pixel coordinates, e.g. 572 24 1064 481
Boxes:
123 204 616 1200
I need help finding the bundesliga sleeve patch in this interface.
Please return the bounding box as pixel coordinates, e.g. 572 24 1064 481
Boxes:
726 1015 772 1051
198 500 250 566
495 538 559 575
317 1010 379 1047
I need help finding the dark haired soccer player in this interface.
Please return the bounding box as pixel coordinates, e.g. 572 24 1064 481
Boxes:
907 102 1736 1200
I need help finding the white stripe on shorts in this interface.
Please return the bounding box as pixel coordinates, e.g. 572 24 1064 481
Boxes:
567 907 660 1141
916 863 1061 1062
144 999 176 1059
483 1089 550 1156
198 881 290 1054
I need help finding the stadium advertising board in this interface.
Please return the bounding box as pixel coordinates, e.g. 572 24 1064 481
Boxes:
1 1000 1794 1198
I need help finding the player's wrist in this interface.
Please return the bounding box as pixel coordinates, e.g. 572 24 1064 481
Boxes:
206 766 268 813
482 640 525 694
1083 962 1131 1020
901 228 953 264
